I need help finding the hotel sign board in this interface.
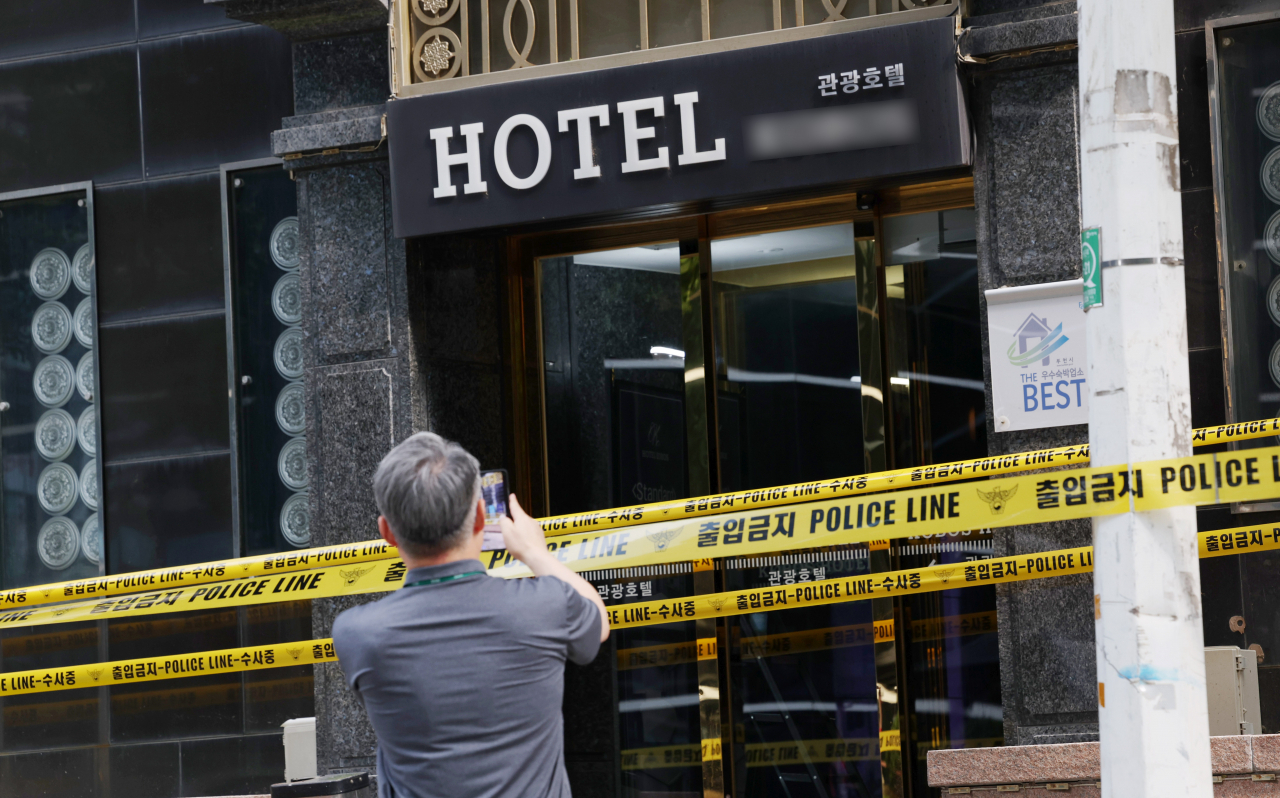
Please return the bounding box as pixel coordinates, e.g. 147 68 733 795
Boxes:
387 16 970 238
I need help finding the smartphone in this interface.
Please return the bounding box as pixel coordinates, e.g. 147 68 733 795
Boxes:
480 469 509 551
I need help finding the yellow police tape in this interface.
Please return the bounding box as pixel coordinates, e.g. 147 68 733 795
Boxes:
3 523 1276 697
0 539 393 610
3 444 1280 636
2 418 1276 612
597 522 1279 630
0 640 336 698
482 445 1280 576
536 417 1280 536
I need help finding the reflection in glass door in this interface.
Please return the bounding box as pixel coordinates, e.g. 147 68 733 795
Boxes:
897 530 1002 788
597 568 705 797
709 223 875 491
540 244 686 516
726 549 884 798
881 208 985 467
709 221 902 798
880 206 1001 792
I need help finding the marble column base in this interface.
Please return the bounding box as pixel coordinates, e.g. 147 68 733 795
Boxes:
927 735 1280 796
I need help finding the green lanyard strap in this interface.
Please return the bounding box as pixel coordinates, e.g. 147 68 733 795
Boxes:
402 570 485 588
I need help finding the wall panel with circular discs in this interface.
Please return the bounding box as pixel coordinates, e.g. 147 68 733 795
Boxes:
0 187 103 588
1214 21 1280 445
226 167 309 555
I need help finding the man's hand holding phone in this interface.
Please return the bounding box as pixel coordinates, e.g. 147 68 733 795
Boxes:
500 495 610 642
498 495 552 566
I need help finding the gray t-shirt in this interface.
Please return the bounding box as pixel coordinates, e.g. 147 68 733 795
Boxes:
332 559 602 798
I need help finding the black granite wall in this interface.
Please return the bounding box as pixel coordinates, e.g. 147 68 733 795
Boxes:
407 234 510 467
297 156 413 776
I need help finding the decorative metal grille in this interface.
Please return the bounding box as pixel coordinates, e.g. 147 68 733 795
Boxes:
391 0 956 94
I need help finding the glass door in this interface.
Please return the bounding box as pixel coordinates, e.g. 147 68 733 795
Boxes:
709 222 870 489
539 242 686 516
514 185 992 798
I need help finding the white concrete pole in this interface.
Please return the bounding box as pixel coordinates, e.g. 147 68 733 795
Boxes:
1078 0 1213 796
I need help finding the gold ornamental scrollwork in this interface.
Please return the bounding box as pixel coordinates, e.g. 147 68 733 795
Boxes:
412 0 460 26
502 0 537 68
820 0 848 22
413 27 463 81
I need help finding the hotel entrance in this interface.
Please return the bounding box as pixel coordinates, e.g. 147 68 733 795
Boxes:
502 179 999 798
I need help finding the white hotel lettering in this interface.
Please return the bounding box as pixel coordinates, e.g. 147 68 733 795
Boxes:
428 92 726 197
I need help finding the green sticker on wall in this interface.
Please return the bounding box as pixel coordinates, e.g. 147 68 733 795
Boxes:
1081 227 1102 309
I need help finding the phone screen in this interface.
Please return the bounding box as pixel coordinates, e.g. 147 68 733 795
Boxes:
480 469 508 551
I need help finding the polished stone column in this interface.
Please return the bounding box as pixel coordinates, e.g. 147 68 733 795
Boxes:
964 5 1100 747
297 154 414 776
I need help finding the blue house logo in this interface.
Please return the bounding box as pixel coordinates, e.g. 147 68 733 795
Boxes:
1006 313 1068 368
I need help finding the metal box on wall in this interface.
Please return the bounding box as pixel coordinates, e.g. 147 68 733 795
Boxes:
1205 646 1262 735
282 716 318 782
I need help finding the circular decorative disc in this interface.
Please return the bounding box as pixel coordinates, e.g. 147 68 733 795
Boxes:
275 382 306 436
72 243 94 294
271 273 303 325
76 352 95 402
278 437 309 490
37 462 78 515
80 461 99 511
1263 147 1280 205
280 492 311 548
1260 81 1280 143
37 516 80 571
1271 339 1280 390
78 406 97 456
270 217 301 270
32 301 72 355
413 29 463 82
74 298 94 348
1267 275 1280 328
273 328 305 380
33 355 75 408
1266 210 1280 267
29 248 70 300
81 513 101 565
35 409 76 462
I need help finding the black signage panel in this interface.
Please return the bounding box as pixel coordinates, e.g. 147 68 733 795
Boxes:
388 16 968 238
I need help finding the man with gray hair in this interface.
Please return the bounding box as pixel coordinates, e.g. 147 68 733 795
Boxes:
332 432 609 798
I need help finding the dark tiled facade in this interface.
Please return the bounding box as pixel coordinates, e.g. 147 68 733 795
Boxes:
0 2 296 794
